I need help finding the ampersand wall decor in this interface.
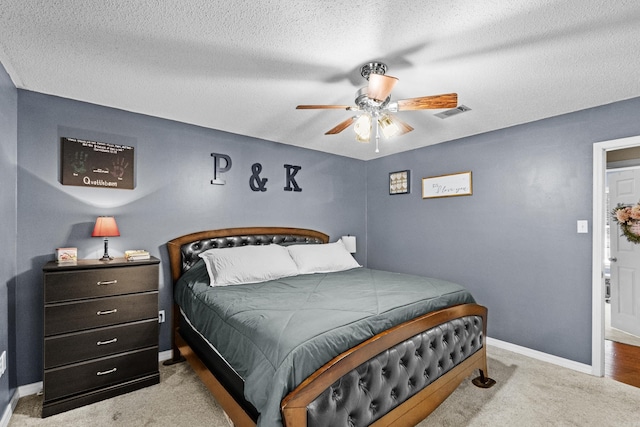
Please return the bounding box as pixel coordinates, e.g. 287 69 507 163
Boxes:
249 163 268 192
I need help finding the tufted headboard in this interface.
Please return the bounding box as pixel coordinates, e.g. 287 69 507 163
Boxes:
166 227 329 284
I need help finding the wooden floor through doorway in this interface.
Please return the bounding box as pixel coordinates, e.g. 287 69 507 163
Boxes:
605 340 640 388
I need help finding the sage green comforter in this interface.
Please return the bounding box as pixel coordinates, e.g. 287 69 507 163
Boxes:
175 261 475 427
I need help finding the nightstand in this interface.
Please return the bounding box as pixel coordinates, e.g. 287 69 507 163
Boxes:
42 257 161 417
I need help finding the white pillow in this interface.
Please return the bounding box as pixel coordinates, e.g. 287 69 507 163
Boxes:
198 244 299 286
287 239 361 274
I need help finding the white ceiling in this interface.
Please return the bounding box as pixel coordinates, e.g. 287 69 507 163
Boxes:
1 1 639 160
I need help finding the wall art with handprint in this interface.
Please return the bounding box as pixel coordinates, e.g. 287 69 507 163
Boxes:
60 137 135 189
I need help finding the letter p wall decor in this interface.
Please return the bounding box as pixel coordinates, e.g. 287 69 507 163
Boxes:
211 153 232 185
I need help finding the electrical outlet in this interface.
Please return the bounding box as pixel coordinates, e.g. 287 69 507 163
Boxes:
0 350 6 378
158 310 165 324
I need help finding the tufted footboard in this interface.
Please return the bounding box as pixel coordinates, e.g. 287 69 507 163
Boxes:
281 304 491 427
306 315 483 427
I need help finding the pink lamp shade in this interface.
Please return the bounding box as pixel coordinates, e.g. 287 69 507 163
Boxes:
92 216 120 260
91 216 120 237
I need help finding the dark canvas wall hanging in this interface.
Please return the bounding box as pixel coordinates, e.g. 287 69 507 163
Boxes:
60 137 135 189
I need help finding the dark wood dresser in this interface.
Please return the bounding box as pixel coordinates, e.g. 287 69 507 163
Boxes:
42 257 161 417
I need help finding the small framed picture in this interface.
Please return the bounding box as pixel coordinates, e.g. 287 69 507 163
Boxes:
56 247 78 263
389 170 410 195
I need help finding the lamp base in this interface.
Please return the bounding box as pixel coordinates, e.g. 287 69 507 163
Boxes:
98 238 113 261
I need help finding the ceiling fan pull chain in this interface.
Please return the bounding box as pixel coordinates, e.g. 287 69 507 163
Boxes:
375 120 380 153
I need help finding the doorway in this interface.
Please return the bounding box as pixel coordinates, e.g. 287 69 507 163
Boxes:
606 167 640 341
592 135 640 378
603 165 640 388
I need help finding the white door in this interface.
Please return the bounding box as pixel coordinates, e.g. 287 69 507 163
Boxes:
608 168 640 338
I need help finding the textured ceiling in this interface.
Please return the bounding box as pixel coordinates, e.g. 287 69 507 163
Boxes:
1 1 639 160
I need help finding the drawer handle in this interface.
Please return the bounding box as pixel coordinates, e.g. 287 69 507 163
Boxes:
96 309 118 316
97 338 118 346
97 280 118 286
96 367 117 376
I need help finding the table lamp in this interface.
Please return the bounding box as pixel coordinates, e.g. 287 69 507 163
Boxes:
92 216 120 260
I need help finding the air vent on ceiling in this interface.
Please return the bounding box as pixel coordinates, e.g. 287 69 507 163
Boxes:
435 105 471 119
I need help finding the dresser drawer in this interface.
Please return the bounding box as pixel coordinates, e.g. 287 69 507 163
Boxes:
45 319 158 369
45 264 158 303
45 292 158 336
44 347 158 401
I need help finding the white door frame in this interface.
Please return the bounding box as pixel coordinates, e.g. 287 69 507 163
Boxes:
592 135 640 376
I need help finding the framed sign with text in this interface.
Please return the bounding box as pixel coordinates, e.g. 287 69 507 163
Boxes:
60 137 135 189
422 171 472 199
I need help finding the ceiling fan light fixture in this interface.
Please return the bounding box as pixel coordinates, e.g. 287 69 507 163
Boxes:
354 114 372 143
297 62 459 152
378 115 401 139
368 73 398 102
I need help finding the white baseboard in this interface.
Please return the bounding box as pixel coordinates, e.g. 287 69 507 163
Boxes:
16 381 42 398
0 388 21 427
158 349 172 362
487 337 593 375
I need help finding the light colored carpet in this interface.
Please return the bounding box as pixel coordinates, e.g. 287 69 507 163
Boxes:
9 346 640 426
9 362 231 427
605 301 640 347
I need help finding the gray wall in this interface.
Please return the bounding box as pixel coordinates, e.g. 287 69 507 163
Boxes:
0 61 17 412
6 71 640 395
15 90 367 386
366 98 640 364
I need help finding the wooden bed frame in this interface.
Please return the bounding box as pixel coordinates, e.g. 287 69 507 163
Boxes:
166 227 494 427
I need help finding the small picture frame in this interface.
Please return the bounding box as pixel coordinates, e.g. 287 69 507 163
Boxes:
389 170 410 195
56 247 78 263
422 171 473 199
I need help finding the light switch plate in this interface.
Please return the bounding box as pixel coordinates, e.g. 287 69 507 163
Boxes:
577 220 589 234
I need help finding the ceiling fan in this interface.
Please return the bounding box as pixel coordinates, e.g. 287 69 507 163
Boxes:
296 62 458 152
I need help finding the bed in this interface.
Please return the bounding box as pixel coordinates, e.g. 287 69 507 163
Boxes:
166 227 494 427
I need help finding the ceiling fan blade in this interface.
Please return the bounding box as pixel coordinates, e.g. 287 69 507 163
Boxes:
296 104 352 110
389 114 414 135
396 93 458 110
325 117 357 135
367 74 398 101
